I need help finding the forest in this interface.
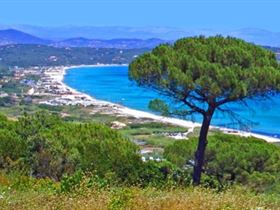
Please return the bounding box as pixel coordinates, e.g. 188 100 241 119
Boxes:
0 44 149 67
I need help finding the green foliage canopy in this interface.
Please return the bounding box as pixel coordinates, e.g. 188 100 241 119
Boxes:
0 112 142 182
164 134 280 192
129 36 280 115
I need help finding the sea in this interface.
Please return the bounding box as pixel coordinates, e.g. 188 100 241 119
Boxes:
64 65 280 139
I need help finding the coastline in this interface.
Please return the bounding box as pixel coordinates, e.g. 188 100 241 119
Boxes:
61 65 201 128
43 65 280 143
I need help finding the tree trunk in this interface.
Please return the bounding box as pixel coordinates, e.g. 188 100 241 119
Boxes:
193 109 214 185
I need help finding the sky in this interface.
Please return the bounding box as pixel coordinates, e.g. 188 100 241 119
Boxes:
0 0 279 31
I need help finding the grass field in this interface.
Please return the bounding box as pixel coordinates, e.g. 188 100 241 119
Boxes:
1 185 280 210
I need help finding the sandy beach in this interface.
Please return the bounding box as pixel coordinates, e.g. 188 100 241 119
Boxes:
41 65 280 143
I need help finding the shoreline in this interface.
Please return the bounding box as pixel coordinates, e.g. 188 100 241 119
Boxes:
62 65 201 128
43 65 280 143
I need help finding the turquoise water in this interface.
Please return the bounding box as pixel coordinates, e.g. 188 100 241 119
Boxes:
64 66 280 138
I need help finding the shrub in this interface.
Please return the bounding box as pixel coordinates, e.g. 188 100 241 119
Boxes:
164 133 280 192
0 112 143 184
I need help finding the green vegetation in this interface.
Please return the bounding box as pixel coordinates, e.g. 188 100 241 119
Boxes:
165 134 280 192
0 44 149 67
1 112 280 209
1 178 280 210
0 65 11 78
0 111 179 188
264 46 280 60
0 104 119 122
0 112 142 183
1 80 27 94
120 122 186 148
0 65 31 108
129 36 280 184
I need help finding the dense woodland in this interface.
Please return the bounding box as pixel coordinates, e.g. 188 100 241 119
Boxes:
0 44 149 67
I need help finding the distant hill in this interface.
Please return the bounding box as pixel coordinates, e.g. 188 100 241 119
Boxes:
51 38 167 49
1 25 280 47
229 28 280 47
0 28 279 67
2 27 280 48
0 29 50 45
0 44 149 67
2 25 190 40
0 44 278 68
0 29 167 49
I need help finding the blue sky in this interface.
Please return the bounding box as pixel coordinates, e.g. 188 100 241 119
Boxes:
0 0 279 31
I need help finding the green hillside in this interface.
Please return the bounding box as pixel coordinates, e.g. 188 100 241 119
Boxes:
0 44 149 67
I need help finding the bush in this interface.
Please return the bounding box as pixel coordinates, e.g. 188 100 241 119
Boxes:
137 161 178 187
164 133 280 192
0 112 143 183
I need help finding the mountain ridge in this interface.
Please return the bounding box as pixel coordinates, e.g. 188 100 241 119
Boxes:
0 29 51 45
1 24 280 46
0 29 168 49
1 26 280 47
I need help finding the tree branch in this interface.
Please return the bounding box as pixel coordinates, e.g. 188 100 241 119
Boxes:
182 97 206 115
